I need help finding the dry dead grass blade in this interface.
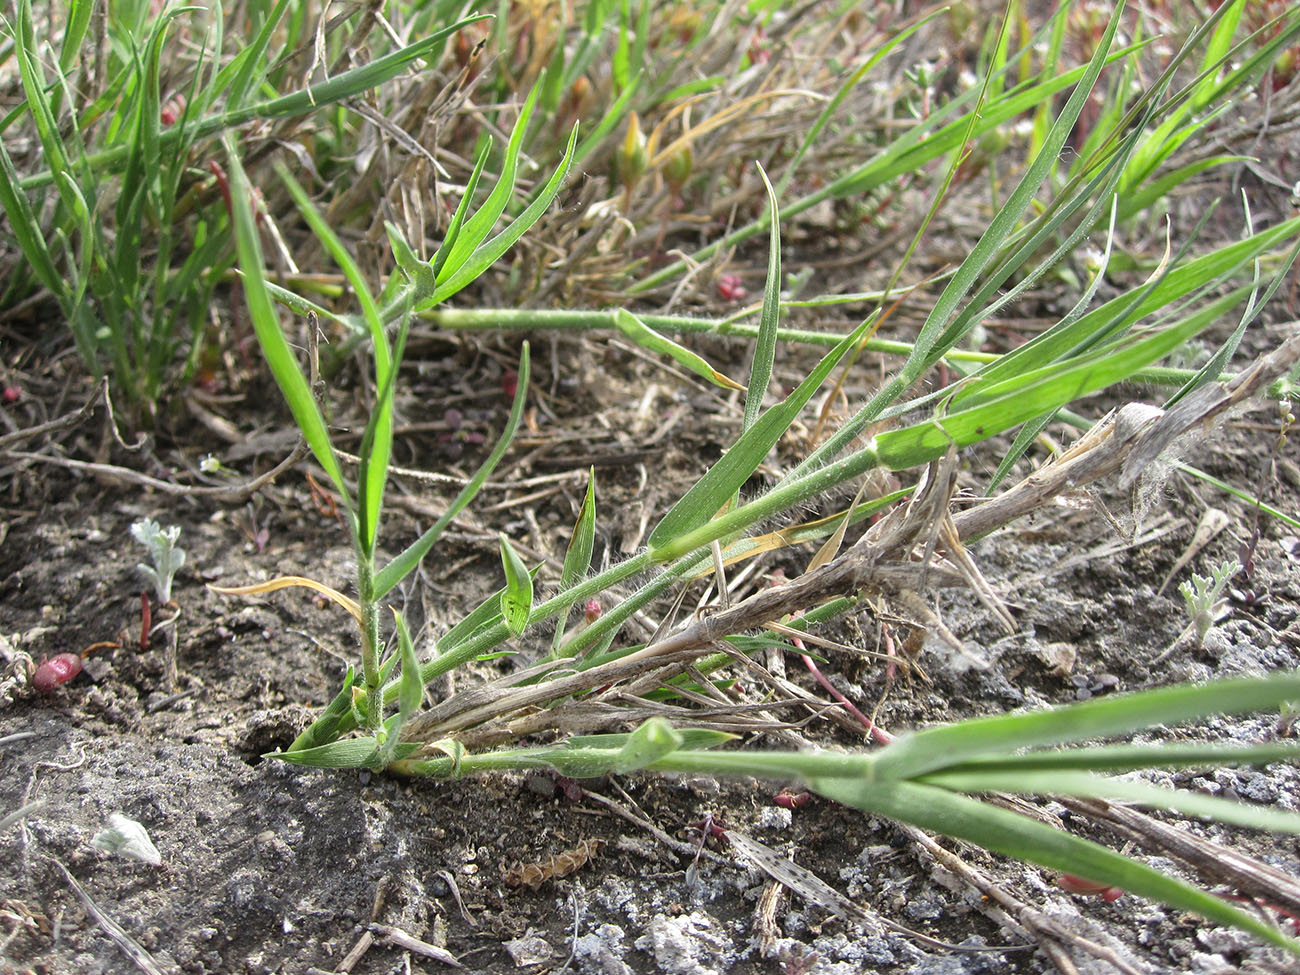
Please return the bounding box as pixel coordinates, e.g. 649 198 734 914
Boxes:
208 576 361 621
1061 797 1300 922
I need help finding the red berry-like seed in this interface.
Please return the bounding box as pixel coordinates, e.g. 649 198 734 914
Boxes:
583 599 603 623
32 653 82 693
2 387 19 403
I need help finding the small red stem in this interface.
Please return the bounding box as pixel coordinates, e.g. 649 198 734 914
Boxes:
140 592 152 651
796 640 893 744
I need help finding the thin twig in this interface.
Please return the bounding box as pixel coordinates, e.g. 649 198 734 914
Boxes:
47 858 168 975
0 379 107 450
581 788 726 864
2 440 309 502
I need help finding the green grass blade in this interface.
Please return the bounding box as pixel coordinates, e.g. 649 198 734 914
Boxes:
947 215 1300 405
1116 155 1247 223
58 0 95 73
12 0 70 182
278 164 389 552
938 741 1300 775
647 317 873 556
875 287 1242 470
20 20 490 192
612 718 682 773
745 164 781 433
435 80 543 284
430 138 491 282
872 673 1300 780
1167 234 1300 408
394 610 423 721
897 0 1126 391
810 779 1300 956
372 343 531 600
218 0 293 110
431 122 579 305
772 12 937 200
919 769 1300 835
1191 0 1244 113
223 137 351 506
0 138 63 298
615 309 743 390
632 40 1140 296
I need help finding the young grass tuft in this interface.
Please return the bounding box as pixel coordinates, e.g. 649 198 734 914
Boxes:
6 0 1298 958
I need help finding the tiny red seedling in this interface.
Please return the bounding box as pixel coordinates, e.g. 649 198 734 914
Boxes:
716 274 747 302
773 789 811 810
140 591 152 651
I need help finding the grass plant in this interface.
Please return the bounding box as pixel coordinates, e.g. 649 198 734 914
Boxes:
5 0 1300 960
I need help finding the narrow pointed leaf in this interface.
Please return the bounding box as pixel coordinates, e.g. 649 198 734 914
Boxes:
874 286 1248 470
809 779 1300 956
552 470 598 652
615 309 743 391
394 609 423 720
431 123 579 305
895 0 1126 391
430 138 491 282
373 343 530 600
498 534 534 637
872 673 1300 780
647 317 872 555
279 164 388 551
745 164 781 431
225 139 350 504
435 81 542 281
918 769 1300 834
937 741 1300 775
